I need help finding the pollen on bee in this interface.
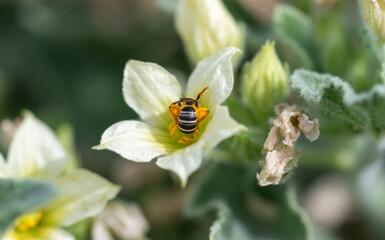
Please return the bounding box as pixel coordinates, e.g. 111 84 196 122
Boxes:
168 87 209 144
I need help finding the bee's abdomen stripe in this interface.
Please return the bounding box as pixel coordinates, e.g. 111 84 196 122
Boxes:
178 119 197 125
179 107 196 121
179 114 196 121
179 126 195 134
178 106 197 134
178 122 196 129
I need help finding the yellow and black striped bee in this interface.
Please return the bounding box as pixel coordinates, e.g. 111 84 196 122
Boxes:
169 87 209 144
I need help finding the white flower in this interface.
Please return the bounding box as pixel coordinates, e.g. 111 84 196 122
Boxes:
94 47 245 187
175 0 245 65
92 201 149 240
0 112 120 240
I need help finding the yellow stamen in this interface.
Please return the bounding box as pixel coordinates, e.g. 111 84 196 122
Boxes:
14 209 43 231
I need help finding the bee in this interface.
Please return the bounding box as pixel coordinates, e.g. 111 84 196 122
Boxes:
169 87 209 144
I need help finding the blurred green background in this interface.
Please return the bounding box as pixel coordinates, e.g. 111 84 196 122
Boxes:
0 0 206 239
1 0 384 240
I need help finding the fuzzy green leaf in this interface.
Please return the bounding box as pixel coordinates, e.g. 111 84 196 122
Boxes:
0 178 58 237
209 201 253 240
273 4 314 69
290 69 385 131
185 163 255 240
188 200 254 240
356 136 385 235
281 185 313 240
186 162 311 240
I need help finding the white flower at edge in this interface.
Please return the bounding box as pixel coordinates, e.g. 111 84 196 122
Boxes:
175 0 245 65
94 47 245 187
92 201 149 240
0 112 120 240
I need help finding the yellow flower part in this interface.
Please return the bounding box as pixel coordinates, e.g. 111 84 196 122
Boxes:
175 0 245 65
0 113 120 240
14 210 43 232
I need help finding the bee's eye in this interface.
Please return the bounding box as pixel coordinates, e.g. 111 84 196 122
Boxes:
177 102 181 106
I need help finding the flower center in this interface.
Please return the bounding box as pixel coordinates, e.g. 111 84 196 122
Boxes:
14 209 43 231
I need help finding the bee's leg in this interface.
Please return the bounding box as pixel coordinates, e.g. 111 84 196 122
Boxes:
168 122 175 132
169 122 179 142
191 125 200 139
169 121 194 144
180 127 200 144
179 138 191 144
180 136 193 144
170 122 193 144
195 124 200 135
180 132 194 144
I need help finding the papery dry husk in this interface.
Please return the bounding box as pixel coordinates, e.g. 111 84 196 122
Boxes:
258 105 319 186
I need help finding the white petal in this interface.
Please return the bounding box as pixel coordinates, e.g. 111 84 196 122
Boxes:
1 234 15 240
6 112 66 178
43 169 120 226
199 106 245 150
92 220 114 240
3 228 75 240
123 60 182 129
93 201 149 240
156 142 203 187
0 152 6 177
45 229 75 240
186 47 241 111
93 120 178 162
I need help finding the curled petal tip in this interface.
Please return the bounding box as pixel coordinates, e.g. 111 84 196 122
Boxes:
91 145 104 150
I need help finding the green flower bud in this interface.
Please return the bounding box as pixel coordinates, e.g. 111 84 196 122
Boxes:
361 0 385 42
241 41 289 117
175 0 245 65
